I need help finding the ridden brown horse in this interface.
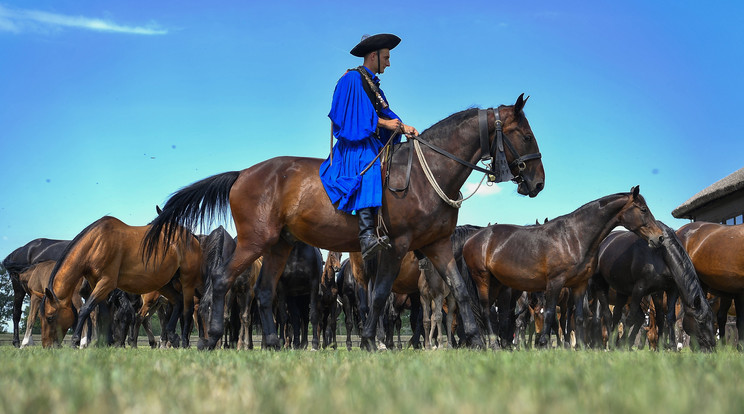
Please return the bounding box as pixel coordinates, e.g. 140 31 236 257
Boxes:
463 186 664 348
40 216 204 348
676 222 744 347
144 95 544 350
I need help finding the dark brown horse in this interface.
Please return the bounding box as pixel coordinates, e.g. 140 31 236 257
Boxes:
677 222 744 347
144 95 544 350
40 216 204 348
463 186 664 348
592 221 715 350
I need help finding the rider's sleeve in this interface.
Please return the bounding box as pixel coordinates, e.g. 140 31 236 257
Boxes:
328 71 379 143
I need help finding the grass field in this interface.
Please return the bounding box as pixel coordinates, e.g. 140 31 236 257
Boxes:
1 344 743 414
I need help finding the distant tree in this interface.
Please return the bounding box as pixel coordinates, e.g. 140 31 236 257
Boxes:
0 264 14 333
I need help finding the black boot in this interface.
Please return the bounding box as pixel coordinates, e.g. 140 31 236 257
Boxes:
358 207 391 260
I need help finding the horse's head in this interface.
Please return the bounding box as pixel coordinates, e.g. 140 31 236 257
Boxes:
682 296 717 352
320 252 343 301
617 186 664 248
40 287 76 348
499 94 545 197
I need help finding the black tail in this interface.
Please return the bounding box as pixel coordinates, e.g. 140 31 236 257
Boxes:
143 171 240 262
459 257 487 342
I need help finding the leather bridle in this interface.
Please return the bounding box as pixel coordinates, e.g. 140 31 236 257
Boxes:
478 108 542 184
407 107 541 185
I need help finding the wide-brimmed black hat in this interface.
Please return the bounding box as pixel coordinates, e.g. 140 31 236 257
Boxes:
350 33 401 57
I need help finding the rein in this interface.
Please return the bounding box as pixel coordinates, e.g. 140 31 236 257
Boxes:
384 108 542 207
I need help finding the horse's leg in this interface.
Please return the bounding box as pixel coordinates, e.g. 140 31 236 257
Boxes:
716 295 732 346
536 278 564 348
310 283 320 351
432 295 445 350
21 294 41 348
655 291 672 350
625 287 648 350
734 295 744 351
71 281 115 348
421 295 432 349
421 241 484 349
611 293 629 348
254 240 293 350
360 254 403 352
572 285 588 349
207 244 263 351
11 276 25 347
157 285 184 347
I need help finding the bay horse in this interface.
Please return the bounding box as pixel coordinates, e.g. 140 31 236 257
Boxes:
592 221 715 351
463 186 664 348
676 222 744 348
40 216 204 348
17 261 82 347
144 95 544 350
3 238 70 347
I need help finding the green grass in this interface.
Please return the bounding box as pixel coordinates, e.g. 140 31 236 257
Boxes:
1 346 743 414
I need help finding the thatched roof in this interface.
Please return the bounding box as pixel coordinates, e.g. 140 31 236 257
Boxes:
672 167 744 219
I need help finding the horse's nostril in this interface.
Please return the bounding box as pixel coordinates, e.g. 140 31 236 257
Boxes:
536 182 544 191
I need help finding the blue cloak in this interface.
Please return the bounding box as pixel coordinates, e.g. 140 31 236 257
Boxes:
319 67 402 213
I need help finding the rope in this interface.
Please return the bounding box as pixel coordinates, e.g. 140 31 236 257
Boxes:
412 138 490 209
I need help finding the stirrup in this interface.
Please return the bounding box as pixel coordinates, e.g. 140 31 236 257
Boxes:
361 234 391 261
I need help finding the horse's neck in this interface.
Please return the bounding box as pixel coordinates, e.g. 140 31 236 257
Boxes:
414 116 482 195
52 264 82 304
564 197 627 258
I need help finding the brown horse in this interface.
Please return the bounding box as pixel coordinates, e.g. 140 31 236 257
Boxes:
40 216 204 348
677 222 744 347
144 95 544 350
18 261 82 347
318 251 343 349
463 186 664 348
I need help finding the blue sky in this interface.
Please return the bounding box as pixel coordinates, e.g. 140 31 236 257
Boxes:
1 0 743 262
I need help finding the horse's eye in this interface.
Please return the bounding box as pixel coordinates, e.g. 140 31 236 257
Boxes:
524 134 533 142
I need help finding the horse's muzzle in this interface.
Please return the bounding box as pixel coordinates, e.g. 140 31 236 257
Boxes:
519 180 544 198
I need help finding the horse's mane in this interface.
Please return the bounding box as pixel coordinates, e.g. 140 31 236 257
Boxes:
451 224 484 252
46 216 112 292
657 221 708 310
419 108 481 141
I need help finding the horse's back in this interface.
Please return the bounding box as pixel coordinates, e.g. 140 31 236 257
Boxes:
677 222 744 291
20 260 56 294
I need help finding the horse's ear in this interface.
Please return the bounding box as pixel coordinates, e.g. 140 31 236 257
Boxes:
156 205 163 215
631 185 640 198
514 93 529 114
44 287 58 304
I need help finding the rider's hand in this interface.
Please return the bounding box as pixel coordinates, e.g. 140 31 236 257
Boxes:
403 125 419 137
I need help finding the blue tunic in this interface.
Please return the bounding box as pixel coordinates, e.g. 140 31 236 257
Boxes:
319 67 402 213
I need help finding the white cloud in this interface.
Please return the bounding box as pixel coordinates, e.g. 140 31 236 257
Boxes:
462 181 504 196
0 4 166 35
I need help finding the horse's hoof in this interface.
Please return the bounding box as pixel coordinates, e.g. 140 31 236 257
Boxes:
360 337 377 352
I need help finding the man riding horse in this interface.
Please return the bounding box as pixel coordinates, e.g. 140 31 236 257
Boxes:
319 33 419 261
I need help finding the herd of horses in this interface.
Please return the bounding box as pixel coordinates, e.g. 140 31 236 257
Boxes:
2 95 741 352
